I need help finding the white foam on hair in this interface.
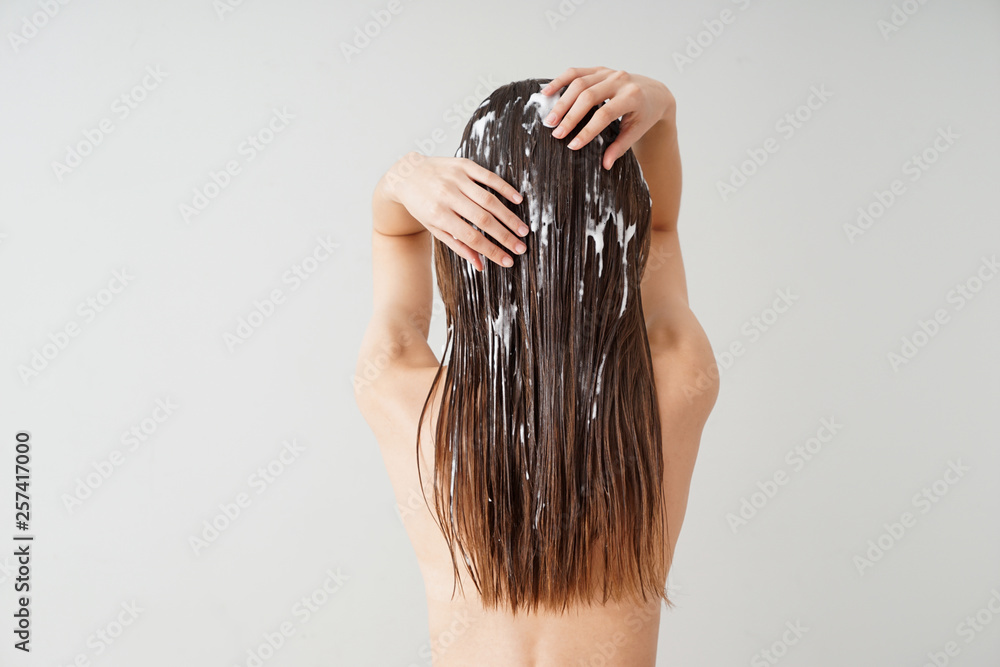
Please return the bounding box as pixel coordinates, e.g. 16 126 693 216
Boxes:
523 82 562 133
620 222 636 316
520 169 540 232
489 301 518 353
595 354 607 395
468 109 499 161
539 199 555 248
612 209 637 316
585 214 609 277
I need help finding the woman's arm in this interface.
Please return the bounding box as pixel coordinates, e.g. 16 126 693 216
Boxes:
630 103 696 339
353 153 527 403
353 165 438 404
541 67 703 356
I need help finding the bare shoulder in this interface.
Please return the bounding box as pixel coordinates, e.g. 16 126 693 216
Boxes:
646 306 719 548
354 361 443 445
648 306 720 430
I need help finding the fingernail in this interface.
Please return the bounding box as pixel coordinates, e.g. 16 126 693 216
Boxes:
515 242 526 253
502 256 513 267
518 225 529 236
568 138 581 149
514 192 523 203
543 112 556 126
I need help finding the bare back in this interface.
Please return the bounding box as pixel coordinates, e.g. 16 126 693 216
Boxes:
366 326 719 666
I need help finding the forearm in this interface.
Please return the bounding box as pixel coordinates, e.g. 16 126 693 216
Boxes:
354 160 438 388
632 101 681 232
372 152 427 237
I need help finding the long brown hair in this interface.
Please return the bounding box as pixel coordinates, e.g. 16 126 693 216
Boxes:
417 77 671 615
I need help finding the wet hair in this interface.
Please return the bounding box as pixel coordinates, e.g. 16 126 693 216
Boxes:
416 77 671 615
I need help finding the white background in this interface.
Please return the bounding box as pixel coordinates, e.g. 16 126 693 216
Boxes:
1 0 998 665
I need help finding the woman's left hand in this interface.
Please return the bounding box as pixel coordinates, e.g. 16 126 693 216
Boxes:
379 153 529 271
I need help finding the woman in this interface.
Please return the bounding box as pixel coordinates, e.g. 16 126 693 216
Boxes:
355 66 719 666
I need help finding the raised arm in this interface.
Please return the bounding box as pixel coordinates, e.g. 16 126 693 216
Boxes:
630 103 705 354
353 153 528 409
353 167 438 406
540 67 711 358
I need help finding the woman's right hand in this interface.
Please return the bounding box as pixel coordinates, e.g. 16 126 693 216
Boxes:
539 67 675 171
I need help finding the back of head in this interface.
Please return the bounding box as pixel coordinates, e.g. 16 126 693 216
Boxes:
420 77 670 615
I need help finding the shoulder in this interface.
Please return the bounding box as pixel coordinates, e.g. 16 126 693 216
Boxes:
648 308 720 425
353 360 443 444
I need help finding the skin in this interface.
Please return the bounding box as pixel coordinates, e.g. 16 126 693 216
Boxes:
355 66 720 666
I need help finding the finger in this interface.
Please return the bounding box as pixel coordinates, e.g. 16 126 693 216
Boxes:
441 208 513 269
540 66 602 96
601 117 645 170
564 96 631 156
453 193 527 264
458 178 529 238
554 75 623 143
546 72 610 136
437 230 483 272
461 160 526 211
